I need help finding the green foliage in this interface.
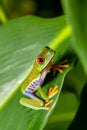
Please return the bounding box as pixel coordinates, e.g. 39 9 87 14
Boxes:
0 0 87 130
62 0 87 75
61 0 87 129
0 15 77 130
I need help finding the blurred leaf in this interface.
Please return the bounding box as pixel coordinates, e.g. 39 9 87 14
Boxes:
3 0 37 18
45 92 79 130
61 0 87 75
63 62 86 97
68 83 87 130
0 15 76 130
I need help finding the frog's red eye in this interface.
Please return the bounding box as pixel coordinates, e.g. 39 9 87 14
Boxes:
36 56 45 64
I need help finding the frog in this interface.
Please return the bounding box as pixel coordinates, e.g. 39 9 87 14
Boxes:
19 46 69 110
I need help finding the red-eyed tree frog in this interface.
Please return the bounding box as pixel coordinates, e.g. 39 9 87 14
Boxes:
19 46 69 110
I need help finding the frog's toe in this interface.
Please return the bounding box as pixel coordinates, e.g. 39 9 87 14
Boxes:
44 99 54 110
52 59 69 74
48 85 58 98
45 99 53 107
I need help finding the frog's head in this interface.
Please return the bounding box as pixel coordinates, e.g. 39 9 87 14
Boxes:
35 46 55 72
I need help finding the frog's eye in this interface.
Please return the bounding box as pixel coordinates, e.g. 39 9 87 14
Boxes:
36 56 45 64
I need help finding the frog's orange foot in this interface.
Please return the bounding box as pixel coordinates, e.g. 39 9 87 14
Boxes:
48 85 58 98
52 59 69 75
44 99 54 110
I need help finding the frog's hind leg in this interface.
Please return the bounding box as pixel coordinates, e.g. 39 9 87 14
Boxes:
20 97 43 110
19 93 49 110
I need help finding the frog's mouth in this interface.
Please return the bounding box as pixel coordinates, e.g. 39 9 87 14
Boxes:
39 60 52 86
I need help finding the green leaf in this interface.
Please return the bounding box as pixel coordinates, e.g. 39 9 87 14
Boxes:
0 15 76 130
45 92 79 130
61 0 87 75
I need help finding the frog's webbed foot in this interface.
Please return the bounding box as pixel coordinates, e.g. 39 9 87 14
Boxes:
43 85 58 110
51 59 69 75
44 99 54 110
48 85 58 98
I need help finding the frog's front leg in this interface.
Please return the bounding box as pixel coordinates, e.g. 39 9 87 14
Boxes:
51 59 69 75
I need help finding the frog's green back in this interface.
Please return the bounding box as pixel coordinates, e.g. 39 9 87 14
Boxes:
21 63 40 93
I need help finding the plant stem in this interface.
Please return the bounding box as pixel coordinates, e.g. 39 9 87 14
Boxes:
50 25 71 50
0 6 8 24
